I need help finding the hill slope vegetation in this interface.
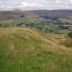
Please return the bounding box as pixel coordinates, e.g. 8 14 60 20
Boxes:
0 28 72 72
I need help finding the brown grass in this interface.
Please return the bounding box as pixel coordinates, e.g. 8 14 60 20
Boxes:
0 28 72 53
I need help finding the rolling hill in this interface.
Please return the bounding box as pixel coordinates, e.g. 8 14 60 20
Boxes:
0 10 72 20
0 10 72 72
0 28 72 72
0 10 72 36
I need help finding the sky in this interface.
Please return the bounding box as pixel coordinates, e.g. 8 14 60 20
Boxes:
0 0 72 10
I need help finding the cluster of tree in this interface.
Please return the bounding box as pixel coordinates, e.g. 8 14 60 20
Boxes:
0 15 72 35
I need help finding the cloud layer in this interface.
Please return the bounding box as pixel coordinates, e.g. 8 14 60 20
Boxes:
0 0 72 10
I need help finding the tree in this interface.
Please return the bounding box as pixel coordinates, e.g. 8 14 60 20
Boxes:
68 32 72 38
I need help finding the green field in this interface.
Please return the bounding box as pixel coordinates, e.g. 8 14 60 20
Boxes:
0 28 72 72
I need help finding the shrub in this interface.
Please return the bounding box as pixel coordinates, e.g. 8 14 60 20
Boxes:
68 32 72 38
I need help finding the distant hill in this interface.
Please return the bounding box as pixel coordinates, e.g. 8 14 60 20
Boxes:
0 10 72 20
28 10 72 17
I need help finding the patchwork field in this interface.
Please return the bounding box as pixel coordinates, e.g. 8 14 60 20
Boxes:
0 28 72 72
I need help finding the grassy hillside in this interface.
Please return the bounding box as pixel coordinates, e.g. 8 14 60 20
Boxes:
0 28 72 72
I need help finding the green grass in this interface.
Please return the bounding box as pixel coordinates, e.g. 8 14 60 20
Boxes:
0 28 72 72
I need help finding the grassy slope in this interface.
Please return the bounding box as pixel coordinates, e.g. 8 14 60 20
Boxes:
0 28 72 72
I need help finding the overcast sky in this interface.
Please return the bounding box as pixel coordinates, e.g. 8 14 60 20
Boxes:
0 0 72 10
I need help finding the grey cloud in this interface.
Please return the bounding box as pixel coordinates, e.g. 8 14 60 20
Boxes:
0 0 72 10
